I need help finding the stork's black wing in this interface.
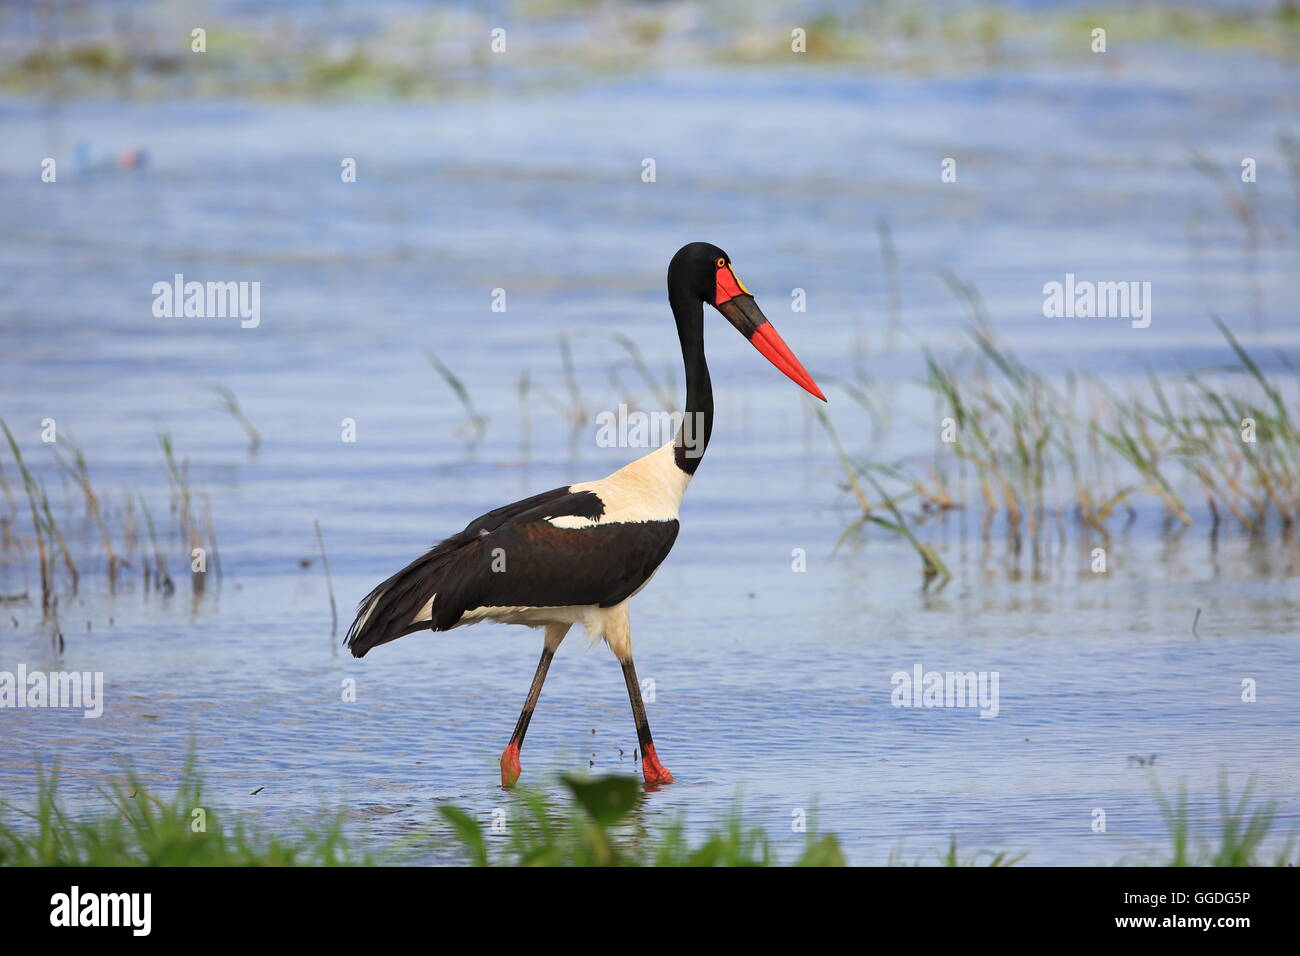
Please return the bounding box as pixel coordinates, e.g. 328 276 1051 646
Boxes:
345 486 679 657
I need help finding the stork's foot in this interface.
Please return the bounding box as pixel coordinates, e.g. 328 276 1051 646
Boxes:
640 743 675 785
500 743 522 789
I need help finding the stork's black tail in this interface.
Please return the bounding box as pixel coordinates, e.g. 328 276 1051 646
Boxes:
345 536 479 657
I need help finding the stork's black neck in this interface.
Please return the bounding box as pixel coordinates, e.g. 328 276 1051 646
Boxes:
669 288 713 475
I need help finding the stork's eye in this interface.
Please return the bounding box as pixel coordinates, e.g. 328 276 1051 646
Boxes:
715 257 727 268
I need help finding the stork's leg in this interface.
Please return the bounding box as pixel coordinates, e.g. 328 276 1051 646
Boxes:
500 623 569 788
620 656 674 785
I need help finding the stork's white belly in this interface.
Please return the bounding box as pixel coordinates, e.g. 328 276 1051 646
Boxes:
454 601 635 658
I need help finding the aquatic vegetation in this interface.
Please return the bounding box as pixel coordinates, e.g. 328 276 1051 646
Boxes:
313 519 339 639
1188 151 1264 323
137 494 174 597
608 331 679 414
211 384 261 455
158 430 207 596
6 765 1287 867
516 368 534 460
52 437 124 592
2 420 64 618
875 217 902 356
427 350 488 443
888 838 1026 868
825 313 1299 578
818 403 951 586
0 761 363 867
815 405 875 516
1153 775 1292 868
0 415 243 625
438 774 847 867
551 333 590 431
0 766 847 868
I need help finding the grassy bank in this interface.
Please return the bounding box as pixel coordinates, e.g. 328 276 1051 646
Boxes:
1 764 1292 867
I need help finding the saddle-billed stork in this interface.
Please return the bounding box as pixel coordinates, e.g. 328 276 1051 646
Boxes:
346 242 825 787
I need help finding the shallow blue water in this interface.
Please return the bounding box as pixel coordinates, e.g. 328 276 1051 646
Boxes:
2 52 1299 864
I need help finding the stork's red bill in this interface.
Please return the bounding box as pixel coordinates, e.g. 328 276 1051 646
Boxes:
712 257 827 402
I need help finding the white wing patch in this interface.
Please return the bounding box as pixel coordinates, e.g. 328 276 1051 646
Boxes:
547 514 601 529
411 592 438 625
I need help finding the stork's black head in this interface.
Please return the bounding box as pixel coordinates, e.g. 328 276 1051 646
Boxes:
668 241 734 305
667 241 826 402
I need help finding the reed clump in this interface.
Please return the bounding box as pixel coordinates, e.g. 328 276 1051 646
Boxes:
1 421 73 620
824 316 1297 579
0 423 224 627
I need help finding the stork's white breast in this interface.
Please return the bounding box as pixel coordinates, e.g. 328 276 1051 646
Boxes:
547 441 689 528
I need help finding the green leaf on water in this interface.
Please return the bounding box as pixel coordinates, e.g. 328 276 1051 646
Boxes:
560 774 639 827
